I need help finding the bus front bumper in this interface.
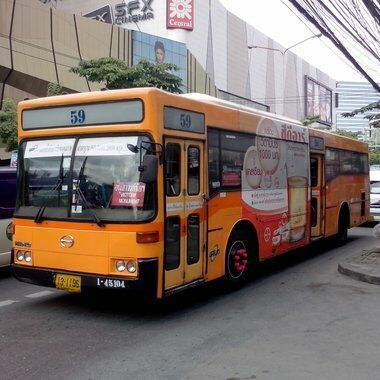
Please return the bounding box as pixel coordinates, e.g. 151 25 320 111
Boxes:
11 258 158 298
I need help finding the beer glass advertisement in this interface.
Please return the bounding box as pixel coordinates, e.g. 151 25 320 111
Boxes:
242 118 309 254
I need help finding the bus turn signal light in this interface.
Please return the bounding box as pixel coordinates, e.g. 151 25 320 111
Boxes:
136 231 159 244
8 223 15 235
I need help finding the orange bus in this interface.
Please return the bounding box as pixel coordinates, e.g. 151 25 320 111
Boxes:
11 88 369 298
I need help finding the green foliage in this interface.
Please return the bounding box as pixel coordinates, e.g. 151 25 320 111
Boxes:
70 57 129 89
341 100 380 128
369 149 380 165
302 115 320 126
70 58 183 93
333 129 361 139
47 82 63 96
0 98 18 151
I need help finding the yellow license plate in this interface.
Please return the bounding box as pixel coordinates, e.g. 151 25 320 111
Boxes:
55 274 81 293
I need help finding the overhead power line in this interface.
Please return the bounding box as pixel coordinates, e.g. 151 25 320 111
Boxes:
286 0 380 93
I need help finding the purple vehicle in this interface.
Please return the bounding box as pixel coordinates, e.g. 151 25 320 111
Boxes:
0 166 16 267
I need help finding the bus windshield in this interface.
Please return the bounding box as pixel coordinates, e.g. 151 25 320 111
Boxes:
15 135 156 223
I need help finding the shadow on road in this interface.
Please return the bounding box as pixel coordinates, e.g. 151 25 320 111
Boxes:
25 233 364 320
0 266 11 280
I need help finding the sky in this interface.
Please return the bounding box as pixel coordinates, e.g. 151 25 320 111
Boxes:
219 0 374 83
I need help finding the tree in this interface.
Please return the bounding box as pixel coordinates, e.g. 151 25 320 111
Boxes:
47 82 63 96
369 148 380 165
341 100 380 129
0 98 18 152
70 58 183 93
333 129 362 139
302 115 320 126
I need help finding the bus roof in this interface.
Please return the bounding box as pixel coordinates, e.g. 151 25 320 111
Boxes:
17 88 368 154
309 127 368 153
182 93 303 126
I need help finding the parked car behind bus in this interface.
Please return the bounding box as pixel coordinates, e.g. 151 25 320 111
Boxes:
370 165 380 221
0 166 17 267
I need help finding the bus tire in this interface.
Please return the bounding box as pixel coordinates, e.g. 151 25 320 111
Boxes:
335 208 349 245
223 229 255 289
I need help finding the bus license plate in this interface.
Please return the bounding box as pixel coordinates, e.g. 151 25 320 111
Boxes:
55 274 81 293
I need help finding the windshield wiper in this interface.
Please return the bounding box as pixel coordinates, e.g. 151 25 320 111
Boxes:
34 154 65 224
74 157 105 228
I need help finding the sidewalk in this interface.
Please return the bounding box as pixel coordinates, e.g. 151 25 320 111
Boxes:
338 248 380 285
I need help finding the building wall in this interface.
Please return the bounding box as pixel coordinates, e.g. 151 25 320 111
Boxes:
0 0 217 101
1 0 337 131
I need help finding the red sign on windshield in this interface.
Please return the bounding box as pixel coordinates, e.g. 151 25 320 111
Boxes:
111 182 146 207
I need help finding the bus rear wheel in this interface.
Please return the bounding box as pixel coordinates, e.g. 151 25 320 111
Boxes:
224 230 255 288
335 211 349 246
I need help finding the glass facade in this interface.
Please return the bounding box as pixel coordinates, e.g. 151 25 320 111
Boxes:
132 31 187 91
336 81 380 132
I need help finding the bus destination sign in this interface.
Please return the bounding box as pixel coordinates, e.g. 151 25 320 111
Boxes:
22 100 143 130
164 107 205 134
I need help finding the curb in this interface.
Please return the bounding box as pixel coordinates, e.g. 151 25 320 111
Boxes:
338 263 380 285
338 248 380 285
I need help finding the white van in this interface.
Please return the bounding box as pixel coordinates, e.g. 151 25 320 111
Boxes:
370 165 380 221
0 166 16 267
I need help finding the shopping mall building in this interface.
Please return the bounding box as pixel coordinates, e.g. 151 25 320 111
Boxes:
0 0 336 158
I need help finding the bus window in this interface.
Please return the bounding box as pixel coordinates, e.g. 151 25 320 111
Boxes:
220 132 253 188
326 148 340 182
208 129 254 193
310 158 318 187
16 136 156 223
165 143 181 196
208 129 220 195
165 216 181 270
187 214 200 265
187 146 200 195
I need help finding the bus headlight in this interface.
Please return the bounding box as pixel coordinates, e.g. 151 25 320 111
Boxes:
24 251 32 263
16 250 24 262
116 260 126 272
126 260 137 273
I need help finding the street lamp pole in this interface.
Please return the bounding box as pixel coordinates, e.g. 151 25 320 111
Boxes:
283 33 322 54
248 33 322 55
246 33 322 117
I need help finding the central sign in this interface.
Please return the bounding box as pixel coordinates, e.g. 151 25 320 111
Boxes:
167 0 194 30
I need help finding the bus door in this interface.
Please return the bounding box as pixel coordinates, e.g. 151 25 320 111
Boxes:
310 154 325 237
164 138 205 290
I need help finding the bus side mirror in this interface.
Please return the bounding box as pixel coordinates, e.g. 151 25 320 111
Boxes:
139 155 158 183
